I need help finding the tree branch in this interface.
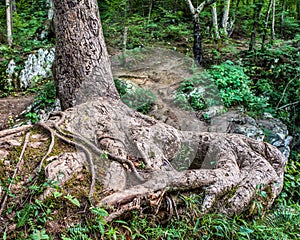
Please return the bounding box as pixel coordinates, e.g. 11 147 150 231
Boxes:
196 0 217 14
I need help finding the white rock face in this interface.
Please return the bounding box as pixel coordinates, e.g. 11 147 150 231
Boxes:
19 48 55 89
5 59 16 87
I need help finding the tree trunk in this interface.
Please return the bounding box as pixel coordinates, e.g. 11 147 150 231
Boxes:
211 3 220 41
52 0 119 110
249 2 263 51
262 0 273 49
271 0 276 39
185 0 217 65
280 0 285 36
221 0 231 37
193 15 204 65
6 0 12 47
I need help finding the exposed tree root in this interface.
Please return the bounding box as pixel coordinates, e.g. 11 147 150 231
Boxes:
0 125 32 139
37 121 96 197
0 98 287 223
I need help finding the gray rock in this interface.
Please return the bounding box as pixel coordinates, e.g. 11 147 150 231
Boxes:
209 110 292 158
5 48 55 90
5 59 17 88
20 48 55 88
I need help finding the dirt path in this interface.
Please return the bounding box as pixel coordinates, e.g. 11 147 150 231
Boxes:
0 94 34 130
111 47 209 131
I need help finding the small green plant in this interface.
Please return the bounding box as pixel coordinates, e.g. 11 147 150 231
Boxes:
7 115 14 128
24 80 56 123
174 70 221 112
115 78 156 114
25 112 40 123
28 229 50 240
64 194 81 207
62 224 92 240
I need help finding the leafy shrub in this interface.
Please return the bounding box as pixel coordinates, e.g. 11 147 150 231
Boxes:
174 69 222 112
35 80 56 107
207 60 269 112
175 76 208 111
241 43 300 128
278 151 300 203
25 80 56 123
279 15 300 40
175 62 269 114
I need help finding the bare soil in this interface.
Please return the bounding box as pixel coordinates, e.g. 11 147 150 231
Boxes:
0 94 34 131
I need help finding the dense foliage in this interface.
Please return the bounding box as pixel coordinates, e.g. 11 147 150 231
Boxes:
0 0 299 239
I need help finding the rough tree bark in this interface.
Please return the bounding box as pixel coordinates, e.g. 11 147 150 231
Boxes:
0 0 287 222
52 0 119 110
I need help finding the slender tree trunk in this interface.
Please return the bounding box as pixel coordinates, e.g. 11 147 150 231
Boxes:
262 0 273 48
211 3 220 41
227 0 241 37
52 0 119 110
148 0 155 22
6 0 12 47
193 15 204 65
11 0 16 12
280 0 285 36
249 2 263 51
185 0 217 65
271 0 276 39
221 0 231 37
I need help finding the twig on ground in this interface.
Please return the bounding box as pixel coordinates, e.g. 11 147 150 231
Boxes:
276 75 299 109
277 101 300 110
0 131 31 217
0 125 31 138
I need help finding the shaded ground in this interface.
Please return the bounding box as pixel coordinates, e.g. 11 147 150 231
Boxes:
0 94 34 130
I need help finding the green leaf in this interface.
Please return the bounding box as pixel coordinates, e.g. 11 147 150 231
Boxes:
53 191 63 198
64 194 80 207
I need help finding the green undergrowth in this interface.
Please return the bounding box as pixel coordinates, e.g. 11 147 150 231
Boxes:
174 61 269 115
1 150 299 239
114 78 157 114
0 0 54 95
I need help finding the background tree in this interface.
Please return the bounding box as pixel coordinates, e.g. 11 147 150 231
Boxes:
185 0 217 65
249 1 263 51
5 0 12 46
220 0 231 37
211 2 220 41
